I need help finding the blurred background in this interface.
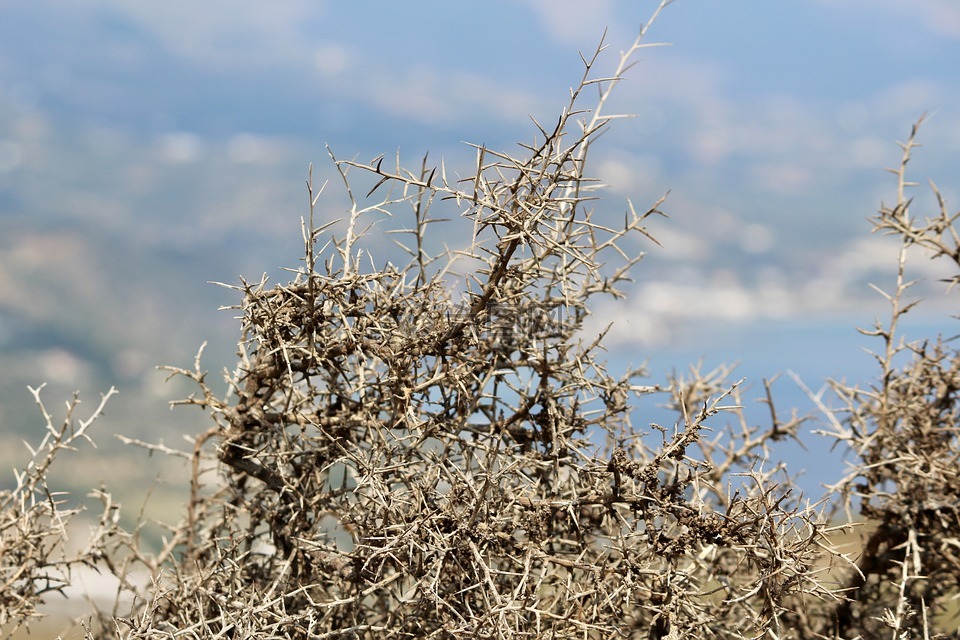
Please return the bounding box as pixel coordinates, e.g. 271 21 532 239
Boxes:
1 0 959 505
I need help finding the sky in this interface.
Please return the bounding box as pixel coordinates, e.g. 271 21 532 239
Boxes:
1 0 959 495
3 0 958 323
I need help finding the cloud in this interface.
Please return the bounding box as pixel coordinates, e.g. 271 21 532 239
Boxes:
0 139 23 172
739 223 774 255
919 0 960 38
156 131 204 163
874 79 946 120
814 0 960 40
519 0 619 43
595 151 664 195
582 274 799 348
226 133 291 164
90 0 326 71
584 228 958 350
749 163 813 194
363 65 544 128
314 43 349 77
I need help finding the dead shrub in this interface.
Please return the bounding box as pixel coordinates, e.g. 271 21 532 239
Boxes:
2 3 960 639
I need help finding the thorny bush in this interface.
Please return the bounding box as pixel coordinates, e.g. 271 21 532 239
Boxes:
2 2 960 638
